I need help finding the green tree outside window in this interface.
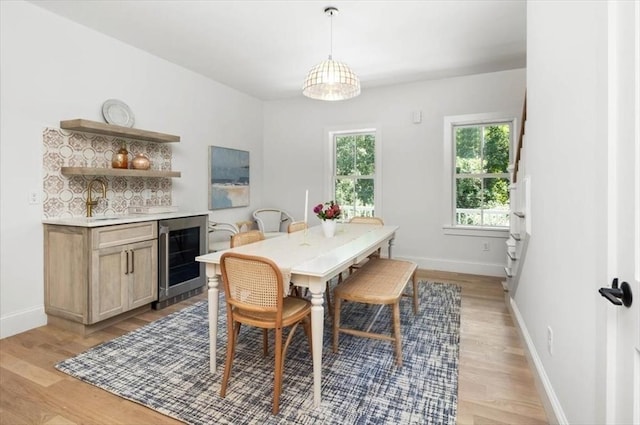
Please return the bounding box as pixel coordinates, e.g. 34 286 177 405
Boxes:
455 124 510 227
334 133 375 220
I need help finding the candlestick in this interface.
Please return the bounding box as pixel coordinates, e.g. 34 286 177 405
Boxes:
304 189 308 223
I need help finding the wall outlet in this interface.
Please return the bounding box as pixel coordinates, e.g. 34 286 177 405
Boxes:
28 191 41 205
482 241 490 251
547 326 553 355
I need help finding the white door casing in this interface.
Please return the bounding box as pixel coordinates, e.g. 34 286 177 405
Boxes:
605 1 640 424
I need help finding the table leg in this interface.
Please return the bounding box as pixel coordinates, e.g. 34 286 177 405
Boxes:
207 264 219 373
308 279 325 407
388 236 395 258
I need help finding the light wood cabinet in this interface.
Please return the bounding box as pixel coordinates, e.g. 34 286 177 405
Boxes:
44 221 158 333
90 238 157 323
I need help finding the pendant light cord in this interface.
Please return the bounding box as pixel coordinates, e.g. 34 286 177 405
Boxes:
329 9 334 60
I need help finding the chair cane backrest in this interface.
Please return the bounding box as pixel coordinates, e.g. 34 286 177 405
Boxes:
230 230 265 248
349 217 384 260
287 221 308 233
220 253 284 316
349 216 384 225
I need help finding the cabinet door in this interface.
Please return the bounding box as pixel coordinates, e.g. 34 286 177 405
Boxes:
91 245 128 323
128 239 158 309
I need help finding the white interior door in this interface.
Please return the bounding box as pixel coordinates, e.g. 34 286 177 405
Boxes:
605 1 640 424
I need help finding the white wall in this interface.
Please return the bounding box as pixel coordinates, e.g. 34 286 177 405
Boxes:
263 69 526 275
0 1 263 338
514 1 609 423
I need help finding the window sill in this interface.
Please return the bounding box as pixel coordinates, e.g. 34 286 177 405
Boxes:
442 225 509 238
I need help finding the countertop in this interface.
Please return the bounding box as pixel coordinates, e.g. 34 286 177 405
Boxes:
42 211 210 227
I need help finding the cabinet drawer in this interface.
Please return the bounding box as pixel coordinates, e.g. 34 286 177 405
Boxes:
92 221 157 249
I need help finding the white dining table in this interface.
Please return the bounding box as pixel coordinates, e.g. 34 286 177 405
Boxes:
195 222 398 407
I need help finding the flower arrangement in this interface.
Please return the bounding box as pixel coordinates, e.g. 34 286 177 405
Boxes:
314 201 341 221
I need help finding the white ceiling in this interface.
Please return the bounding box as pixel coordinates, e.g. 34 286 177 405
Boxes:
28 0 526 101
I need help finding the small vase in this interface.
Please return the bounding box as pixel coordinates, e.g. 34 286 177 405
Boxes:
132 153 150 170
321 219 337 238
112 146 129 169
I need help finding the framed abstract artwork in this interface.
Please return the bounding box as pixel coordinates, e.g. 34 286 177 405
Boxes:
208 146 250 210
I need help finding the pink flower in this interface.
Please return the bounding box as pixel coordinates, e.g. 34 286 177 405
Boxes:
314 200 342 221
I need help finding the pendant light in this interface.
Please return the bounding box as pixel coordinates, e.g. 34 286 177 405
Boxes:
302 6 361 101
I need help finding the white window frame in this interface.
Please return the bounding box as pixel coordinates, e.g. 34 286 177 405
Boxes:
443 112 515 238
325 125 382 220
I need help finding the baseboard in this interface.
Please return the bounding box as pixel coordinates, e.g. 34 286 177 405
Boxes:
47 305 151 336
397 255 505 277
0 305 47 339
508 297 569 425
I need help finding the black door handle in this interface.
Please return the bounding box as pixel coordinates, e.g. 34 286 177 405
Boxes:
599 278 633 307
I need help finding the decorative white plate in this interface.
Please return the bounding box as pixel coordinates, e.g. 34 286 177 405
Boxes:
102 99 135 127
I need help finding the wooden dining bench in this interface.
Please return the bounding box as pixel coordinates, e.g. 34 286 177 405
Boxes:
332 257 418 366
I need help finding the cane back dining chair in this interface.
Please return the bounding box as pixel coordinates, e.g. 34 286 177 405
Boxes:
349 216 385 271
286 221 308 233
229 229 271 353
219 252 312 415
230 229 265 248
350 216 384 226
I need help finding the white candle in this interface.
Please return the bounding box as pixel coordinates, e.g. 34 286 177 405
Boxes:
304 189 309 223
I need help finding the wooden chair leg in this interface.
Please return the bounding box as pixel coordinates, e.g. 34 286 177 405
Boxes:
411 271 419 314
221 320 240 397
333 296 342 353
392 302 402 367
273 327 283 415
325 281 332 315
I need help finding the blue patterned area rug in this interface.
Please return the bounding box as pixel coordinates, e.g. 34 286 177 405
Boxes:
56 281 461 424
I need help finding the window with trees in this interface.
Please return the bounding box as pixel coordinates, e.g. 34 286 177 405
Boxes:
333 132 376 220
453 121 511 227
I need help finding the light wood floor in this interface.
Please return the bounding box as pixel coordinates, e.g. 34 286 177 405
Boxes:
0 271 548 425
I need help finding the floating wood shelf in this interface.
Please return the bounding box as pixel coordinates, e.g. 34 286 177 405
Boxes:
61 167 181 178
60 119 180 143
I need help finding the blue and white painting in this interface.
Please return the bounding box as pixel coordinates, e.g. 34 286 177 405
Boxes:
208 146 249 210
